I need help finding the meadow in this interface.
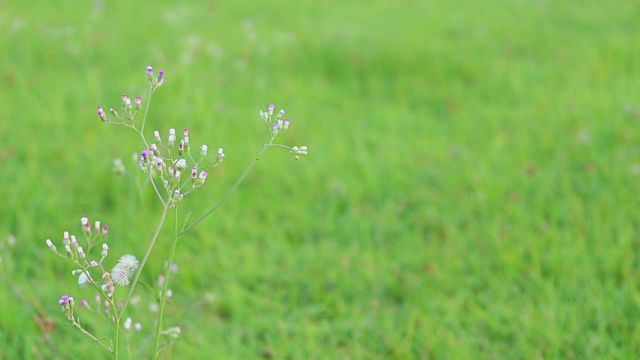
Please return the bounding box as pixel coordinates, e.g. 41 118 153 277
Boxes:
1 0 640 358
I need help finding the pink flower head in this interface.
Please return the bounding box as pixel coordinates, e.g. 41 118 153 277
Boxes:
97 107 106 119
158 70 165 84
59 295 73 306
146 66 154 76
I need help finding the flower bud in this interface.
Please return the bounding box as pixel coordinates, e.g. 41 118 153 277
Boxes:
46 239 56 251
102 243 109 258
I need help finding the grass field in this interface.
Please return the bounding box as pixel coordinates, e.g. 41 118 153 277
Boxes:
1 0 640 358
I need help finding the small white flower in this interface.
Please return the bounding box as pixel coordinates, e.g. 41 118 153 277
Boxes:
111 254 139 286
175 158 187 170
78 271 91 287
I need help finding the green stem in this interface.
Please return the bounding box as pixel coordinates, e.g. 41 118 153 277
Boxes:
113 313 120 360
177 138 275 236
153 206 180 359
119 204 169 318
71 320 112 353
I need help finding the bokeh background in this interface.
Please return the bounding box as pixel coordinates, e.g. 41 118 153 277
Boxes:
1 0 640 358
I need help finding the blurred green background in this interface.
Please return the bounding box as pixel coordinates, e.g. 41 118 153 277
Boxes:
1 0 640 358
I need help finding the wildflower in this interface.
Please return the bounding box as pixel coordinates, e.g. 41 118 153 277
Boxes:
175 158 187 171
94 221 101 233
156 158 165 173
45 239 56 251
201 144 208 156
81 217 91 234
191 167 198 180
168 128 176 146
111 254 139 286
81 299 89 308
134 323 142 331
135 96 142 108
197 171 208 185
124 317 132 330
217 147 225 158
63 231 70 245
101 243 109 258
146 66 154 77
70 235 78 249
78 246 86 259
97 107 106 121
154 130 161 143
283 118 290 130
65 244 73 257
59 295 73 306
268 104 275 115
102 225 109 236
78 271 91 287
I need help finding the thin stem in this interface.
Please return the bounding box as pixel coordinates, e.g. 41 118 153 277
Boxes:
140 84 154 136
70 320 112 353
118 205 169 318
177 137 275 236
153 206 180 359
112 312 120 360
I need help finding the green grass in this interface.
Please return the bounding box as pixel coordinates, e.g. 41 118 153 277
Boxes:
1 0 640 358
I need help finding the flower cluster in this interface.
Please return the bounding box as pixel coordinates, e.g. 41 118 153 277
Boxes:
259 104 309 160
137 126 225 207
97 66 164 124
46 217 139 299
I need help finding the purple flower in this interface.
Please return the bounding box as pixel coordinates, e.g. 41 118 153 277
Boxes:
268 104 276 113
97 107 106 119
140 150 149 161
59 295 72 306
146 66 154 76
158 70 165 85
